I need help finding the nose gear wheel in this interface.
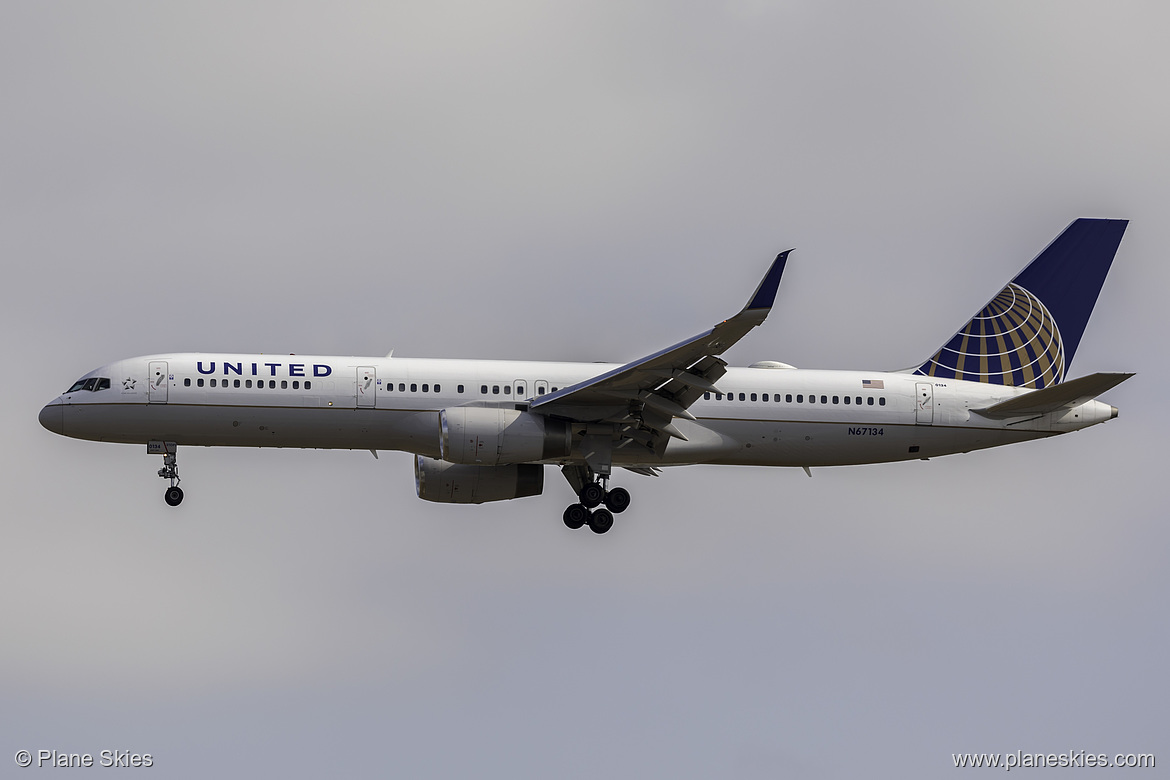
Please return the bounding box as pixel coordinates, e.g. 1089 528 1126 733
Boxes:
153 442 184 506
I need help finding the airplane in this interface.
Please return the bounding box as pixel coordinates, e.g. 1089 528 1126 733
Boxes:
39 218 1131 534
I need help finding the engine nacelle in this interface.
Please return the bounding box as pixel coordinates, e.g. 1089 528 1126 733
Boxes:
414 456 544 504
439 407 572 465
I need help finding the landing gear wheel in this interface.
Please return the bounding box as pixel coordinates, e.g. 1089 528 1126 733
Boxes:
604 487 631 514
579 482 605 509
588 508 614 535
563 503 588 530
155 443 183 506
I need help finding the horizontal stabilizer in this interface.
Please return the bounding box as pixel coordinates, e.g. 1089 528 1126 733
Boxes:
973 372 1133 419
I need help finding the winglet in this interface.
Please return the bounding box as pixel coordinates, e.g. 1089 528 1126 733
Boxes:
743 250 792 312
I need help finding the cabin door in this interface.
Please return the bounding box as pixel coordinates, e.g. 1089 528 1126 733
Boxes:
148 361 168 404
357 366 376 408
915 382 934 424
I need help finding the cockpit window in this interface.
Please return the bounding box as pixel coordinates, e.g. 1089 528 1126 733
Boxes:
66 377 111 393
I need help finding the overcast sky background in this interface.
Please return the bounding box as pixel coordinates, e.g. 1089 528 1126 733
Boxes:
2 2 1166 777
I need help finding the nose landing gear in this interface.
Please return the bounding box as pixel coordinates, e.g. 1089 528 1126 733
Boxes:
150 440 183 506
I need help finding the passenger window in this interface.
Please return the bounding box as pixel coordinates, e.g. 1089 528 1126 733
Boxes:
762 393 769 402
786 394 792 403
879 397 886 406
504 386 511 395
234 379 241 388
210 379 217 388
855 396 862 405
184 378 191 387
715 392 723 400
796 394 803 403
492 385 500 395
481 385 488 394
832 395 839 404
399 383 406 392
458 385 465 394
844 395 850 404
750 393 757 402
246 380 252 388
537 385 547 395
281 380 288 389
197 378 205 387
292 381 299 389
269 380 276 389
305 381 311 390
434 384 441 393
422 384 429 393
809 395 815 404
411 383 417 392
821 395 827 404
867 397 874 405
704 392 711 400
738 392 745 401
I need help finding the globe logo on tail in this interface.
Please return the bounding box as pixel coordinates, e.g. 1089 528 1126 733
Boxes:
916 283 1064 388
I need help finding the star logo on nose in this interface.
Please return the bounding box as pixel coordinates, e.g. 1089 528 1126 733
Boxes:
123 377 137 390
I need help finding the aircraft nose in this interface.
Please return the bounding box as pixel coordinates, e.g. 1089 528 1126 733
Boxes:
39 402 64 435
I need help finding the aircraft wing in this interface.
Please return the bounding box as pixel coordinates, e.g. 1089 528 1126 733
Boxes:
529 251 791 443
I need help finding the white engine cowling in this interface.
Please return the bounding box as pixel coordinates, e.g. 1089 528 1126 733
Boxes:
439 407 572 465
415 456 544 504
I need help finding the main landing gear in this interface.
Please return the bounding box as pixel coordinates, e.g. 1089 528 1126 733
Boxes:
562 480 631 535
150 440 183 506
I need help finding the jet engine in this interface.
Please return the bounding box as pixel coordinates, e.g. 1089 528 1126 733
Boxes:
414 456 544 504
439 407 572 465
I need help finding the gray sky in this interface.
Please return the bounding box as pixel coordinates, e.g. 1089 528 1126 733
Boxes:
2 2 1166 777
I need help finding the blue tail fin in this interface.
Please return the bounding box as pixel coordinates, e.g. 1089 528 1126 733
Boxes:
914 218 1127 388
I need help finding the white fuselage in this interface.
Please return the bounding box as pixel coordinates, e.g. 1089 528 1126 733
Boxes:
39 353 1116 469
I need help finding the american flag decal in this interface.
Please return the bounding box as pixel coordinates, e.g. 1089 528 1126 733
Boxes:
861 379 884 390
